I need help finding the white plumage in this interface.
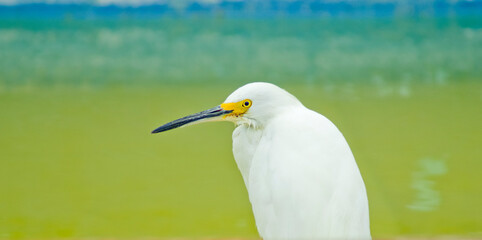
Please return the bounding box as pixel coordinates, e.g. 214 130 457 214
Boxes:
152 82 371 240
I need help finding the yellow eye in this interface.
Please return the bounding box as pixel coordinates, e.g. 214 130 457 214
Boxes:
220 99 252 118
242 99 252 108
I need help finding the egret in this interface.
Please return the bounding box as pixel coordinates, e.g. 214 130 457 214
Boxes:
152 82 371 239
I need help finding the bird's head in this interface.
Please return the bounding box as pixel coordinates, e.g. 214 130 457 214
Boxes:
151 82 302 134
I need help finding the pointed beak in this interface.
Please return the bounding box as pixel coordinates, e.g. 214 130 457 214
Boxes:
151 105 233 134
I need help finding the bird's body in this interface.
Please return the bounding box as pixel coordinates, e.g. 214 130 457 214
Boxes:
228 83 370 239
153 82 371 239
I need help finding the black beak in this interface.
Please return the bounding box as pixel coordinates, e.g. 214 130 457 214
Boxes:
151 105 233 134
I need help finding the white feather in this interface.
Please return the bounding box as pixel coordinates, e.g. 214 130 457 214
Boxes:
225 82 371 240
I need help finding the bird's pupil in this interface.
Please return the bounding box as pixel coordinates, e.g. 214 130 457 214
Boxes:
245 101 249 106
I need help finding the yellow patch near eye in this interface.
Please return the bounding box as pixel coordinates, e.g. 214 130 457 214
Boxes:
221 99 252 117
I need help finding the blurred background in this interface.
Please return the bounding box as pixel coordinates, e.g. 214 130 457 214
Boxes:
0 0 481 239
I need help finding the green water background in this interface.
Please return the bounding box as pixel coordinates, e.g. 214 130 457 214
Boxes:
0 17 481 238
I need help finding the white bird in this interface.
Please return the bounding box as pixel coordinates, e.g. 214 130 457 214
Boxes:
152 82 371 240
